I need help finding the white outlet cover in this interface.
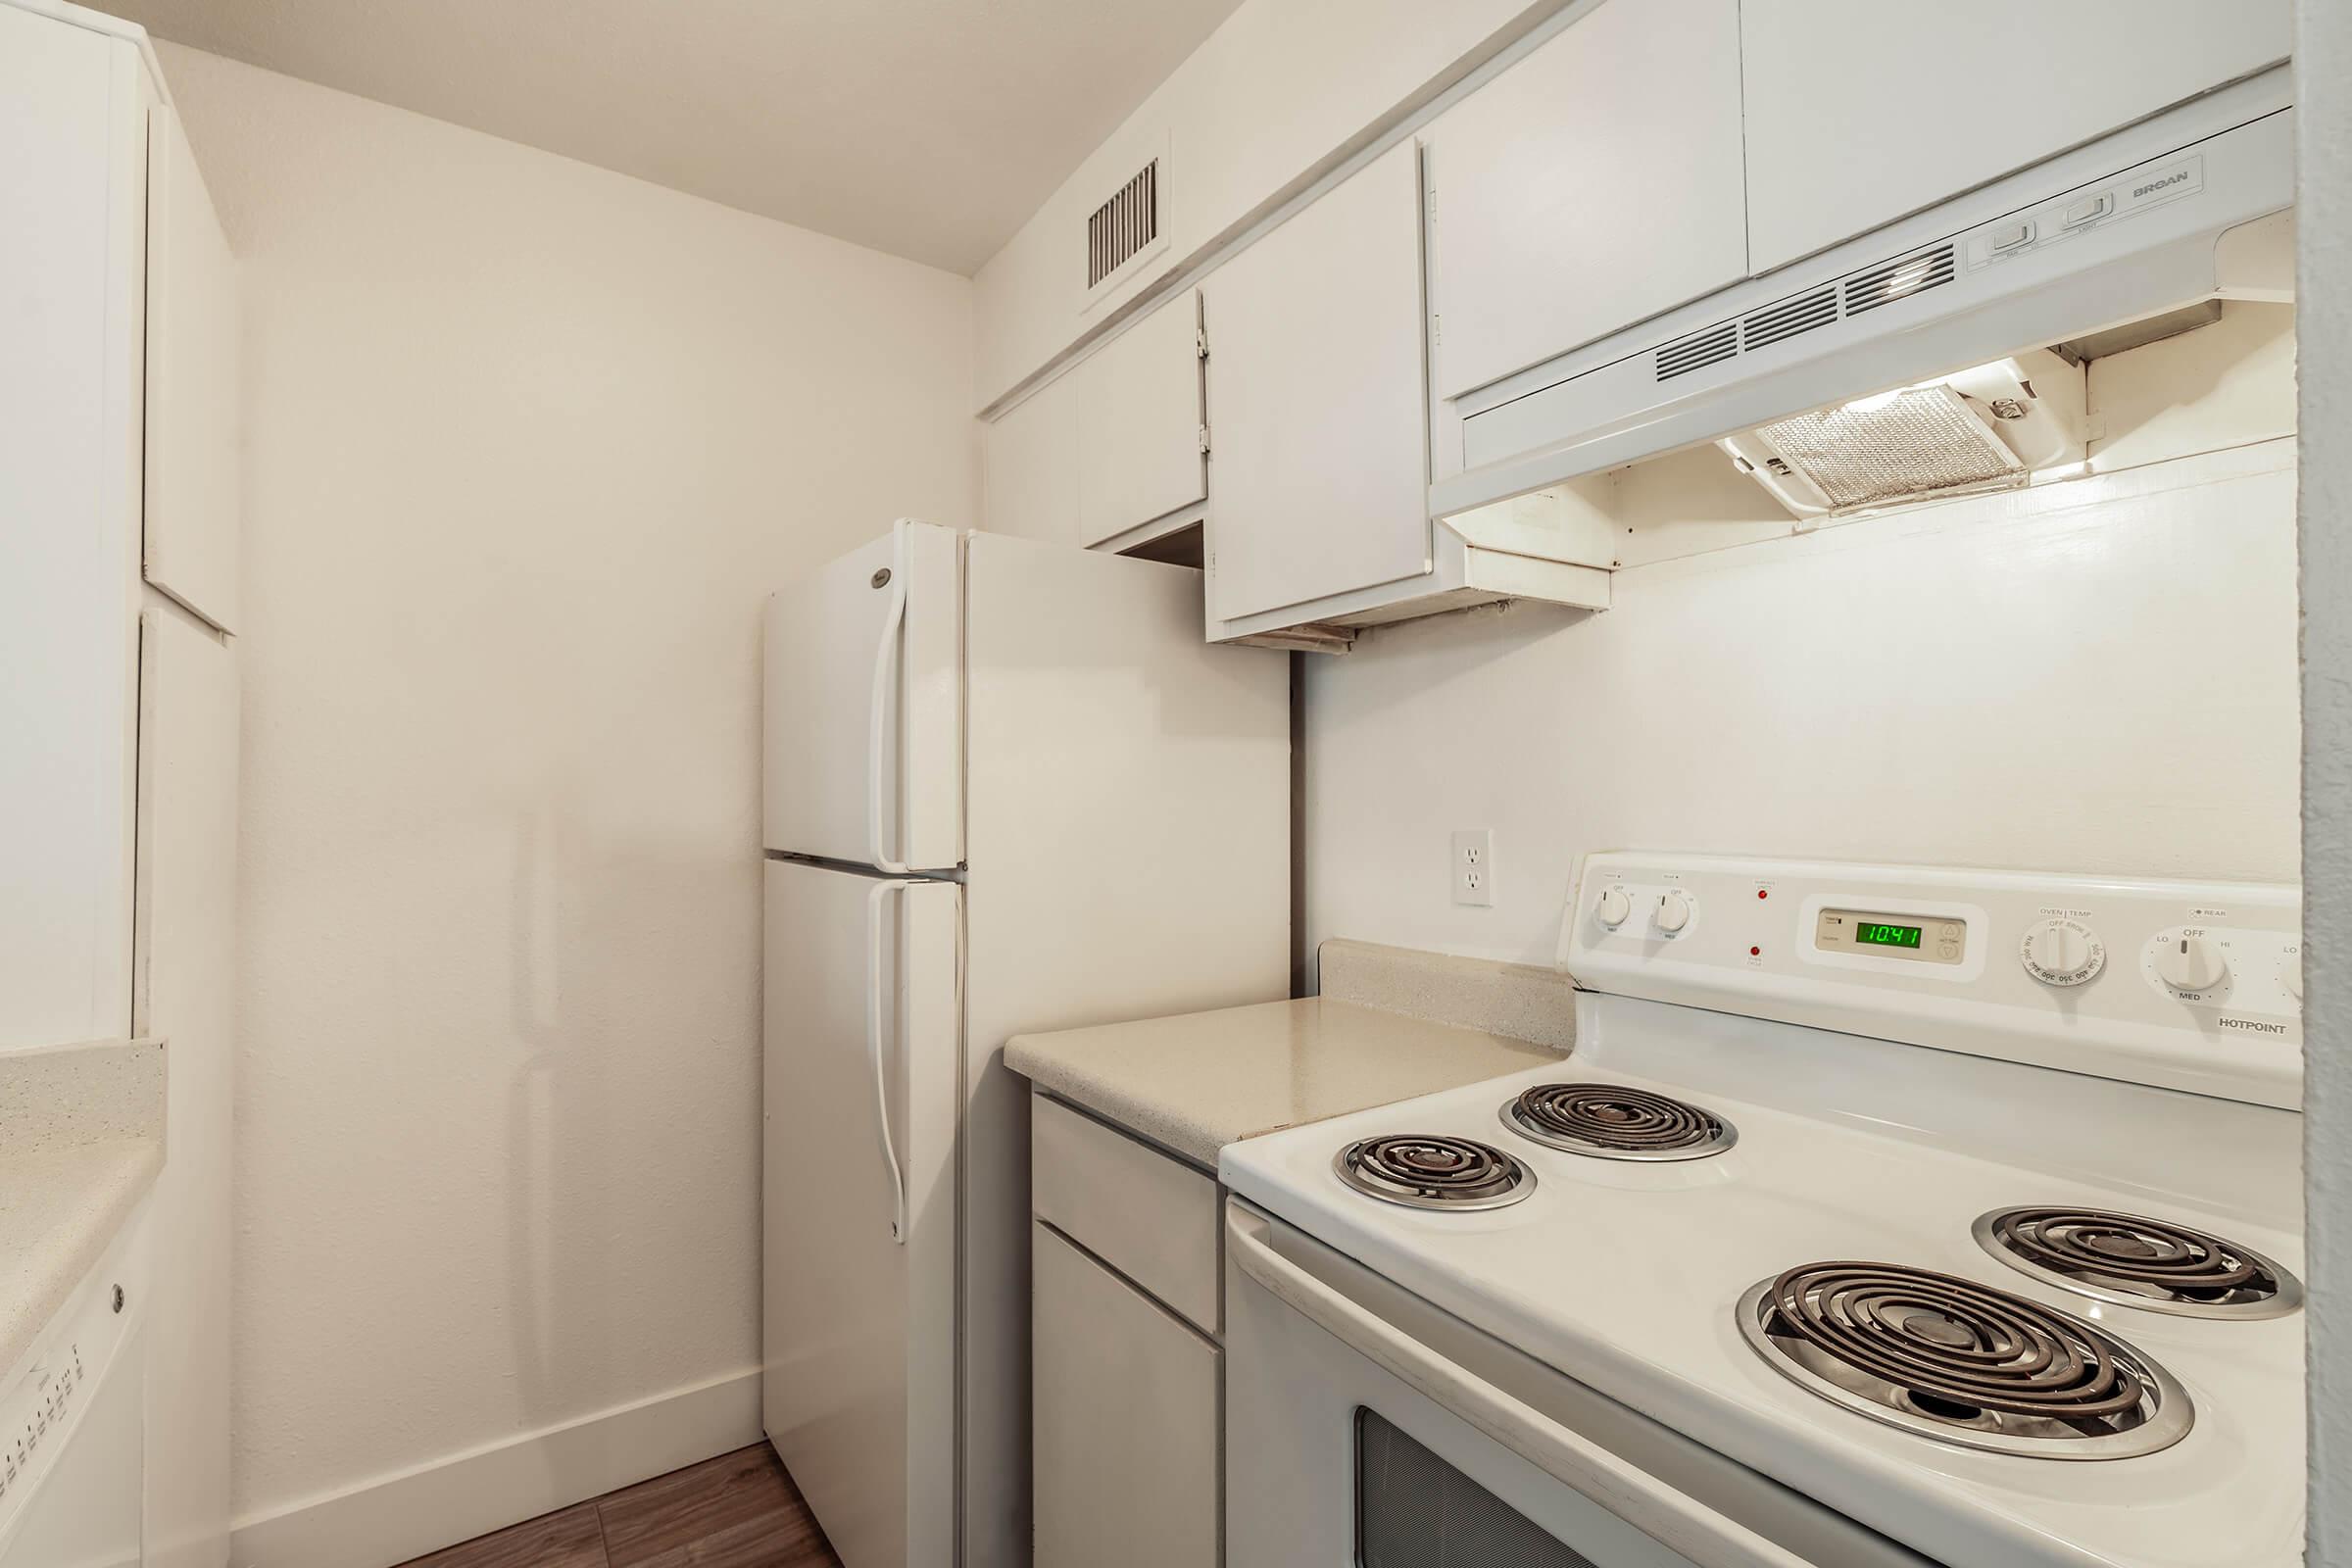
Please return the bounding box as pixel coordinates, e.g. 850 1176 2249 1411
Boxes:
1452 829 1494 907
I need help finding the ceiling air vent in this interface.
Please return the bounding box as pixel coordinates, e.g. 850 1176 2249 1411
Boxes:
1843 246 1956 316
1740 285 1838 351
1087 160 1159 290
1654 321 1738 381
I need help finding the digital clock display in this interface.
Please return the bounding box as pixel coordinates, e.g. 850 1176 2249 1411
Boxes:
1854 922 1924 949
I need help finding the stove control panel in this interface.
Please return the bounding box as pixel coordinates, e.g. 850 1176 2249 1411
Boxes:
1563 854 2302 1110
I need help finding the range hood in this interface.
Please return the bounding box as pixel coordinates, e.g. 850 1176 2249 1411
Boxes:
1430 70 2295 520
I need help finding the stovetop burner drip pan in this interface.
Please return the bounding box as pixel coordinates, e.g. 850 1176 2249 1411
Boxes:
1500 1082 1738 1161
1975 1206 2303 1319
1738 1260 2192 1460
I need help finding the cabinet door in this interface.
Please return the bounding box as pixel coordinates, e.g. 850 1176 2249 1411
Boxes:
0 7 142 1053
983 366 1082 546
1742 0 2292 272
1076 290 1204 542
132 608 238 1568
1034 1222 1219 1568
1426 0 1746 400
985 290 1204 550
1205 141 1429 623
145 105 241 633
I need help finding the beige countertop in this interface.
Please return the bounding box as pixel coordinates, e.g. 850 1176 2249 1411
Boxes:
0 1040 167 1373
1006 996 1562 1168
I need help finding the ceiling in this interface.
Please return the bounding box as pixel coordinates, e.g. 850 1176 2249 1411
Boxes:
113 0 1247 274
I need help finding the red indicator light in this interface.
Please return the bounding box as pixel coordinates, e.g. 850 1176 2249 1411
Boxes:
1756 889 1768 899
1749 946 1762 956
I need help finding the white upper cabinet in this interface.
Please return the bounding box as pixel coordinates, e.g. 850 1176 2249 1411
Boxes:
1204 142 1430 625
0 5 144 1052
1424 0 1747 401
983 289 1203 549
1741 0 2293 273
144 105 242 633
1077 293 1204 543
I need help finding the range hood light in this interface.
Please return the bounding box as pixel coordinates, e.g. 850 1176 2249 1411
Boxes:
1718 350 2088 521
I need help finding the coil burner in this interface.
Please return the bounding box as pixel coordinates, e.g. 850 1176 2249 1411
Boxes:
1501 1083 1736 1161
1975 1206 2302 1320
1333 1135 1533 1212
1738 1261 2191 1459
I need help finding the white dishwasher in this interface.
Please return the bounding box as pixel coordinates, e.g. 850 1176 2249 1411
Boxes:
0 1203 151 1567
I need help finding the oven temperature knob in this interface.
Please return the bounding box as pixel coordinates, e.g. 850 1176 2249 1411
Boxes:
2020 918 2103 987
1594 887 1633 929
1654 891 1694 935
2154 932 2230 994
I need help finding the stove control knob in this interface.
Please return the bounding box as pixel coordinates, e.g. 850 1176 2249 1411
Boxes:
2020 918 2103 987
1594 887 1633 929
1654 891 1694 935
2154 932 2230 995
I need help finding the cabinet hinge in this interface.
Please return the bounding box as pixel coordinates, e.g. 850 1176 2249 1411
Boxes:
1198 422 1211 456
1196 325 1209 360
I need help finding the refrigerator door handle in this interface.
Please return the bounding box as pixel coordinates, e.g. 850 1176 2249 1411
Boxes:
865 878 912 1244
866 528 911 875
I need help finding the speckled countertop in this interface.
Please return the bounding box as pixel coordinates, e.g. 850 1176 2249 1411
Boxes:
1006 996 1562 1168
0 1040 166 1373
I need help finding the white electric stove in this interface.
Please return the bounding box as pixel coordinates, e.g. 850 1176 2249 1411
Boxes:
1220 854 2305 1568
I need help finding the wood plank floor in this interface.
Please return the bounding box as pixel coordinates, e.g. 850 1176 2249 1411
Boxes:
396 1444 842 1568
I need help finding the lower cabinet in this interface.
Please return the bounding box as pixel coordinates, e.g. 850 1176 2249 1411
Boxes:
1031 1090 1223 1567
1033 1221 1220 1568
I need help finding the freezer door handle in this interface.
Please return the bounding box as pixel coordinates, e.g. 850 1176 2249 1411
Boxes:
865 879 913 1244
1225 1203 1811 1568
866 527 911 875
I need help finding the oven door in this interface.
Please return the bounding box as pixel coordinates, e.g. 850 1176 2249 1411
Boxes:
1225 1200 1909 1568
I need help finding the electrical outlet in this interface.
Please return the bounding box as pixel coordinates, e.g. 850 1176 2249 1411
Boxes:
1451 829 1494 907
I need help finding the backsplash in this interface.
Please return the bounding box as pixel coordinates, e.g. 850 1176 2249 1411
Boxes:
1318 937 1577 1052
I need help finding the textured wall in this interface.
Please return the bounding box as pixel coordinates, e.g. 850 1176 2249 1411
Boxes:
154 43 976 1535
1302 444 2301 969
2297 0 2350 1556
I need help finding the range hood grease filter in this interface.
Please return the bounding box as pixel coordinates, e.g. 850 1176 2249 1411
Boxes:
1750 384 2026 511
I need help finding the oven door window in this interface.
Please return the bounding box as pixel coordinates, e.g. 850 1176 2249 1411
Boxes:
1357 1406 1599 1568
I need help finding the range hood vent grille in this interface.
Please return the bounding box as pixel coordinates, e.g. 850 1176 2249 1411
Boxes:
1653 243 1959 385
1844 245 1957 315
1741 285 1838 350
1655 321 1738 380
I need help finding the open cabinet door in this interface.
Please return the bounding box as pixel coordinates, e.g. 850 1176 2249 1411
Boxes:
144 105 241 633
760 860 959 1568
132 606 238 1568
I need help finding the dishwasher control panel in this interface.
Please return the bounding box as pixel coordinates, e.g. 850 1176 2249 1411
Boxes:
1563 853 2302 1110
0 1200 149 1549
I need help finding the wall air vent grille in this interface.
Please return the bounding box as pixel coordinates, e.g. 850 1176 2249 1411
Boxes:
1843 246 1956 316
1654 322 1739 381
1087 161 1159 290
1740 285 1838 351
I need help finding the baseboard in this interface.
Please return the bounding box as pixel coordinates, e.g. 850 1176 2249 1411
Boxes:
227 1367 762 1568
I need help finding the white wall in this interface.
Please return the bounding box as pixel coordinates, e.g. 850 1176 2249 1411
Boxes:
153 43 978 1560
2296 0 2350 1557
1302 443 2301 970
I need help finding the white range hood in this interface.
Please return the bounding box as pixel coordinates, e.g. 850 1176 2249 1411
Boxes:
1430 68 2295 520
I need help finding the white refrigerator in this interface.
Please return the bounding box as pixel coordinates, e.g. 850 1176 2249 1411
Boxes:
760 520 1290 1567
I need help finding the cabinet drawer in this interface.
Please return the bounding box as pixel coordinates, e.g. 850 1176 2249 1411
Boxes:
1031 1093 1220 1333
1034 1221 1219 1568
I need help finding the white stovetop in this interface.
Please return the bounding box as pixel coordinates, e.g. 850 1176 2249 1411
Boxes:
1218 1001 2305 1568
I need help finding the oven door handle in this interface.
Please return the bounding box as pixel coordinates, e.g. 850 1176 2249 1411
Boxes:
1225 1204 1814 1568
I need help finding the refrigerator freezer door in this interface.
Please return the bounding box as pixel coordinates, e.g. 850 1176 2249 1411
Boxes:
762 520 962 870
761 859 959 1568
